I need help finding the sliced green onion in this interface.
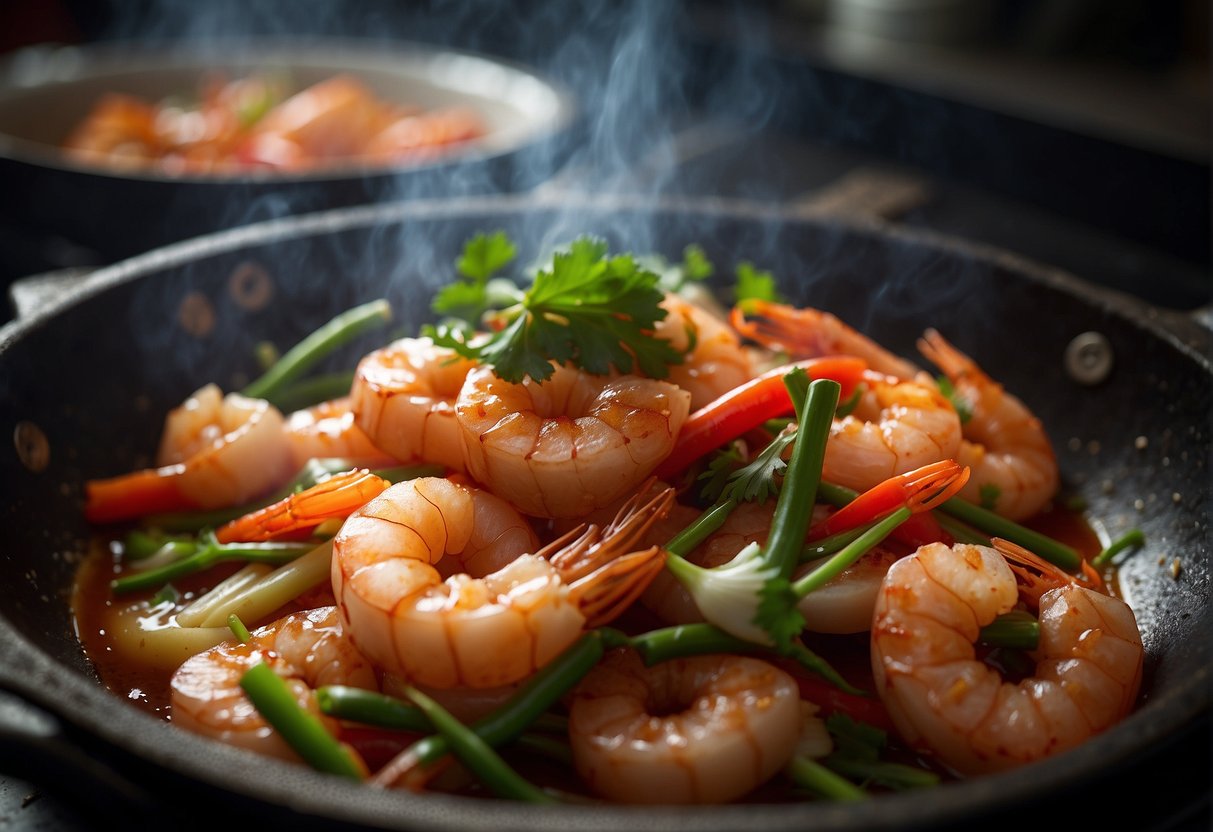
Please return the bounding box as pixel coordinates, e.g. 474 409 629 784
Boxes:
935 513 991 545
786 755 867 801
122 530 193 560
403 685 557 803
270 371 357 414
1093 528 1145 567
315 687 431 732
239 662 364 780
228 614 252 644
665 499 737 557
512 733 573 768
793 508 911 598
824 755 939 790
938 498 1080 571
111 534 314 595
242 299 392 404
978 610 1040 650
801 524 872 562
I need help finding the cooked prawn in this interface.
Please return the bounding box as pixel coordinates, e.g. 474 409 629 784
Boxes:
918 329 1059 520
332 477 672 688
654 293 754 410
283 397 396 469
823 370 962 493
456 363 691 518
871 538 1142 774
170 605 376 762
567 648 802 804
85 384 294 523
350 337 479 473
215 469 391 543
731 299 921 380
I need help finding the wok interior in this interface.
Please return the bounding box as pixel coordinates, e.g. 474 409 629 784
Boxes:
0 43 570 165
0 203 1208 826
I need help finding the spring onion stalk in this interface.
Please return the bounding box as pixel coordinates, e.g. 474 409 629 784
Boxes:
254 341 280 372
270 371 356 414
315 687 432 732
801 525 873 562
513 734 574 767
239 662 364 780
122 530 193 560
228 614 252 644
792 508 912 598
403 685 557 803
666 378 840 646
824 756 940 790
195 540 333 628
242 298 392 404
1093 528 1145 567
610 624 863 696
935 513 991 545
786 755 867 801
175 564 273 628
664 499 737 557
978 610 1040 650
111 533 315 595
127 540 199 572
937 497 1080 571
405 632 604 770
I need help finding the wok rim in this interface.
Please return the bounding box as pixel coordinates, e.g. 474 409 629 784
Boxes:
0 192 1208 831
0 38 577 184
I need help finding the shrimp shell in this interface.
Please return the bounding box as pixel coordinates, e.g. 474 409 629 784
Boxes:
655 293 754 410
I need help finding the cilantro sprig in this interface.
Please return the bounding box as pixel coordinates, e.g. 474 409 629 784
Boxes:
427 234 683 384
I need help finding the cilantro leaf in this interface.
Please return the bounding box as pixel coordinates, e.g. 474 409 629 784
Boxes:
430 235 683 384
698 443 745 503
735 261 783 303
681 244 714 282
824 714 940 790
433 231 518 323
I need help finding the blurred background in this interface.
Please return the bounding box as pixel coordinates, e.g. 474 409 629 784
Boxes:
0 0 1208 318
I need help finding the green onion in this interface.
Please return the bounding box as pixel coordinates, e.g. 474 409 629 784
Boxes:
111 533 314 595
406 632 604 770
239 662 364 779
1093 528 1145 567
824 756 940 790
935 513 991 545
227 614 252 644
786 755 867 801
149 583 180 606
664 499 737 557
269 371 357 414
938 498 1080 571
315 687 431 732
242 299 392 405
977 610 1040 650
801 524 872 562
122 530 193 560
512 733 573 768
613 624 863 696
792 508 911 598
403 685 557 803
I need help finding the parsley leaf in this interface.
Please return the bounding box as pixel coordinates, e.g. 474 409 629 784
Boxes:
735 261 783 303
429 235 683 384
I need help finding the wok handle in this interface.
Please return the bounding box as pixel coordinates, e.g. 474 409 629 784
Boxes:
0 687 164 823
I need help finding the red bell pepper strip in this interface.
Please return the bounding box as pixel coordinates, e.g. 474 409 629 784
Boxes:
654 356 867 480
85 465 197 524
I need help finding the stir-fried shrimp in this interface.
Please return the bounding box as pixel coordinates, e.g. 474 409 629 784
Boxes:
654 293 754 410
283 397 396 469
456 364 691 518
350 337 479 473
918 330 1059 520
871 539 1143 774
731 300 921 380
85 384 294 523
567 648 802 804
331 477 671 688
170 606 376 762
823 370 962 494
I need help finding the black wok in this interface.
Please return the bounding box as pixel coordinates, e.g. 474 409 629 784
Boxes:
0 41 574 276
0 194 1208 830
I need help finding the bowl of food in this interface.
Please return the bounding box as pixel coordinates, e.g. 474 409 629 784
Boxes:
0 41 574 271
0 193 1208 830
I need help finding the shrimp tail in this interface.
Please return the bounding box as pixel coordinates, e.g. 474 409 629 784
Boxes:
993 537 1105 604
917 328 986 389
215 470 389 543
569 546 668 628
546 485 675 583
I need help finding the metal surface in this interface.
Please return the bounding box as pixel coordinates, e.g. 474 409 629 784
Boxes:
0 193 1208 830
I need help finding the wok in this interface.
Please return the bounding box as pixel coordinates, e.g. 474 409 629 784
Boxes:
0 40 574 274
0 193 1208 830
